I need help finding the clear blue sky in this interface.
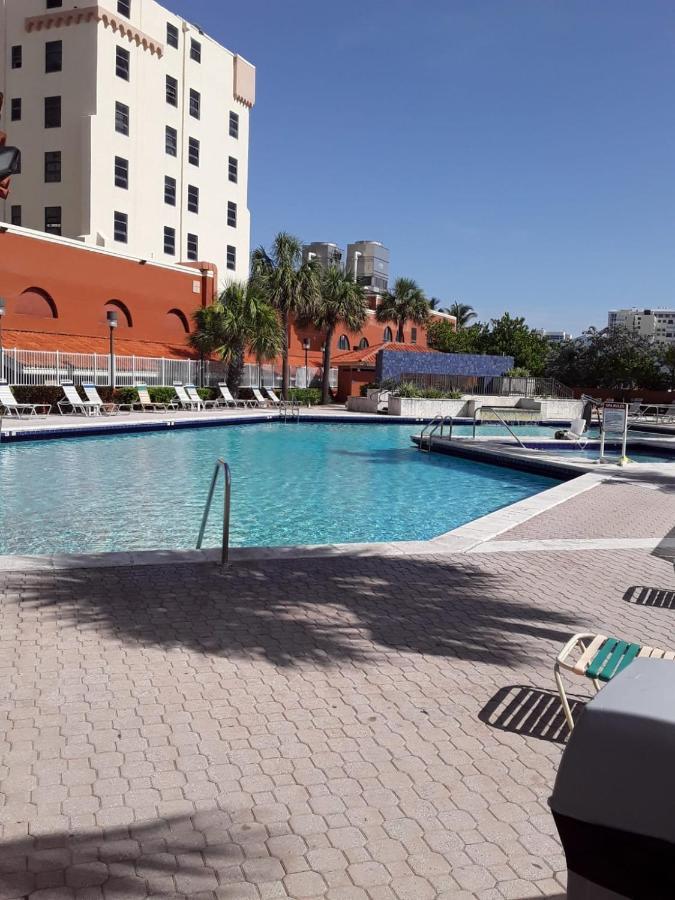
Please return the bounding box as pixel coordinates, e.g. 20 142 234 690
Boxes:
170 0 675 335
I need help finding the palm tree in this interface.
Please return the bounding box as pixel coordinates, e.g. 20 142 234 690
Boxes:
250 232 320 398
448 301 477 329
375 277 429 343
428 297 442 311
314 267 367 405
190 282 282 396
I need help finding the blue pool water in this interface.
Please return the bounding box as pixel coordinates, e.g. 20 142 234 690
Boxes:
0 423 558 556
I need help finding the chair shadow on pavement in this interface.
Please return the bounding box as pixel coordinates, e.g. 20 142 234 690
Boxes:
479 685 587 744
625 586 675 609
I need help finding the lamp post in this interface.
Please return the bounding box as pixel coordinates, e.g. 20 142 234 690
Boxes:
107 310 118 388
302 337 310 393
0 297 5 380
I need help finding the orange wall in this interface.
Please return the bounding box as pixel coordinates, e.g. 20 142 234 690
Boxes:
0 229 217 346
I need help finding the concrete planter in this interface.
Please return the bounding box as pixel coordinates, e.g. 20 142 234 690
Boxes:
387 397 467 418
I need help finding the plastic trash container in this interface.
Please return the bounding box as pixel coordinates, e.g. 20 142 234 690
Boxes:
550 658 675 899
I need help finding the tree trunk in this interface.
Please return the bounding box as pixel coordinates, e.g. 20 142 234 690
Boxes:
397 320 405 342
322 325 335 406
227 346 245 397
281 310 290 399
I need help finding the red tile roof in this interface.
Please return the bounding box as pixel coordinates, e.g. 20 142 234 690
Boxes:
333 341 441 367
3 330 198 360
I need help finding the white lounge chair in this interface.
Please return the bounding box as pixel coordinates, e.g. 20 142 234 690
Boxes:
58 381 101 416
135 383 176 412
217 383 254 408
555 632 675 731
251 388 269 408
264 388 282 406
172 382 202 410
0 379 51 417
185 384 219 409
82 383 132 416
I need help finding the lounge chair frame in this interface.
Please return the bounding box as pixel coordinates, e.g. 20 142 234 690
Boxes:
57 381 101 416
0 379 51 418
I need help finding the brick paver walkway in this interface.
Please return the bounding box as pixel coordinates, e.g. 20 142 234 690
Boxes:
1 541 674 899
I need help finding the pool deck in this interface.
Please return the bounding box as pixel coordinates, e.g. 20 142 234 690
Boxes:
2 419 675 898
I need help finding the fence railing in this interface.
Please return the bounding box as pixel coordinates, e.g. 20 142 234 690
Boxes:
0 347 337 390
399 372 573 399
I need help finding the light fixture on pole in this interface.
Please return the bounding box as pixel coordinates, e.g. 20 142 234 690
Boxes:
0 297 5 378
302 337 310 391
106 310 118 388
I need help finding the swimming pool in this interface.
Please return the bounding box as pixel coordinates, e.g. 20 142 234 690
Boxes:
0 422 558 556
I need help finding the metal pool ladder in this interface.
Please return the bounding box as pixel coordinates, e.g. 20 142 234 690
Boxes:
196 458 231 565
279 399 300 422
418 415 454 452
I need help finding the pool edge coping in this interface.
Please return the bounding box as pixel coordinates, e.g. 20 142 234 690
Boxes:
0 472 604 572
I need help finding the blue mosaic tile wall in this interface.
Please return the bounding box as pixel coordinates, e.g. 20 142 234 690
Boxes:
375 350 514 382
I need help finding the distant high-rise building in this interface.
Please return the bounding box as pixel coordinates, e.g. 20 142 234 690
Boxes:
302 242 343 269
608 308 675 346
538 329 572 343
346 241 389 294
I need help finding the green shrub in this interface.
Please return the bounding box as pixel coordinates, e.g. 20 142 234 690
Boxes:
11 385 64 408
113 387 139 406
360 383 376 398
150 386 178 404
505 367 531 378
393 381 462 400
288 387 322 405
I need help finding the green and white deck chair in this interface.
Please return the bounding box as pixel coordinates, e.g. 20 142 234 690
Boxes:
218 383 254 408
0 379 51 417
185 384 219 410
172 382 201 410
58 381 101 416
251 388 269 408
563 418 588 448
264 387 282 406
555 632 675 731
82 383 132 416
135 383 176 412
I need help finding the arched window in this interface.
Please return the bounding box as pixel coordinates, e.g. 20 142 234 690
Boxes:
383 326 393 343
14 287 58 319
105 299 133 328
411 327 417 344
358 337 369 350
338 335 350 351
166 308 190 335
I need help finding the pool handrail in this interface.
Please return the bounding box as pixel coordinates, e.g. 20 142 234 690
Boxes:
196 458 231 565
419 415 454 452
472 406 529 449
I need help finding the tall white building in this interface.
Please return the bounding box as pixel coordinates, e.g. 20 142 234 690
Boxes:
0 0 254 285
608 308 675 346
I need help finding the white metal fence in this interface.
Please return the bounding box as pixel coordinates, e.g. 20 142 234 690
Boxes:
0 347 337 390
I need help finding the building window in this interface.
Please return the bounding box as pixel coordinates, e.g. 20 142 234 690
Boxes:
187 233 198 261
165 125 178 156
187 184 199 213
188 137 200 166
164 175 176 205
190 39 201 63
11 98 21 122
164 226 175 255
116 46 130 80
226 245 236 271
44 151 61 183
229 111 239 139
115 101 129 135
227 201 237 228
338 335 350 351
114 211 128 243
166 75 178 107
383 327 393 343
47 0 63 7
114 156 129 189
228 156 238 183
189 89 200 119
166 23 179 48
411 327 417 344
117 0 131 16
358 337 369 350
44 96 61 128
45 206 62 235
45 40 63 73
10 205 21 226
11 46 22 69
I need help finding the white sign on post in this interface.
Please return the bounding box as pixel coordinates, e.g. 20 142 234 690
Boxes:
602 402 629 464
